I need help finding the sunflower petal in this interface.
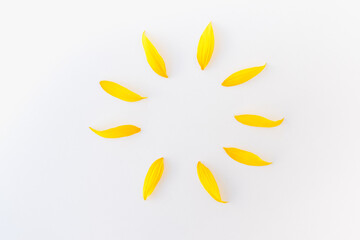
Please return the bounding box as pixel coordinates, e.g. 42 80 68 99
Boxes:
143 158 164 200
223 147 271 166
197 162 227 203
89 125 140 138
142 32 168 78
100 81 146 102
222 64 266 87
235 114 284 128
197 22 214 70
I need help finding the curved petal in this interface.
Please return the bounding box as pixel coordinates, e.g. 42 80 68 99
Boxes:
143 158 164 200
223 147 272 166
89 125 140 138
100 81 146 102
197 162 227 203
142 32 168 78
197 22 214 70
235 114 284 127
222 64 266 87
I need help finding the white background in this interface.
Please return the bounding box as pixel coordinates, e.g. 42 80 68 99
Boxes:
1 0 359 239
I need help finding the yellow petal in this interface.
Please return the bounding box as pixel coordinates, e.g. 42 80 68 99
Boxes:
89 125 140 138
143 158 164 200
197 162 227 203
142 32 168 78
99 81 146 102
235 114 284 128
197 22 214 70
223 147 272 166
222 64 266 87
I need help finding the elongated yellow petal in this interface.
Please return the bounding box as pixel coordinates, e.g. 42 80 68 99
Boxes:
197 162 227 203
143 158 164 200
89 125 140 138
235 114 284 128
222 64 266 87
142 32 168 78
223 147 271 166
99 81 146 102
197 22 214 70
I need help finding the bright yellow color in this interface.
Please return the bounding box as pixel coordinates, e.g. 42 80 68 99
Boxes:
143 158 164 200
197 22 214 70
197 162 227 203
89 125 140 138
223 147 271 166
99 81 146 102
222 64 266 87
142 32 168 78
235 114 284 128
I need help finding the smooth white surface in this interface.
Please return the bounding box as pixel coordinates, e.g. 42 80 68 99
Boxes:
1 0 360 239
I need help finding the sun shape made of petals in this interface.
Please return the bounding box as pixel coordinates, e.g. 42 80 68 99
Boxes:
90 22 284 203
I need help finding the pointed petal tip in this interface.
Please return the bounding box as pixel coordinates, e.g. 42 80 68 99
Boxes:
214 195 227 203
276 118 285 125
213 197 227 203
221 82 229 87
89 127 97 133
99 80 107 88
